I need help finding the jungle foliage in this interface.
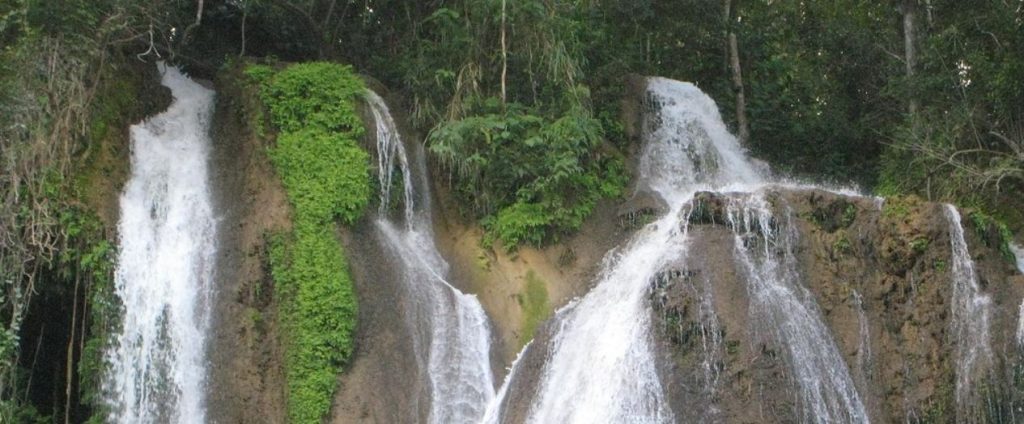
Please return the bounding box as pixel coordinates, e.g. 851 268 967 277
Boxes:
248 61 368 423
3 0 1024 421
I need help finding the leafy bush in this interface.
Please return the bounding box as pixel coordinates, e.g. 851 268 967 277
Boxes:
429 97 626 248
967 210 1015 262
248 61 368 423
267 227 356 424
259 62 365 135
270 129 370 224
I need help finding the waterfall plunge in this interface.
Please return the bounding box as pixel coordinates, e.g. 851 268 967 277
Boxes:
943 205 995 419
1012 243 1024 347
366 91 496 423
484 78 869 424
105 64 216 423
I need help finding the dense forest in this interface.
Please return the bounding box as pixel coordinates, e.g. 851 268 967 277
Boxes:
1 0 1022 422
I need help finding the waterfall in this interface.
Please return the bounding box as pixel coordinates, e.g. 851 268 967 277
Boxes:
481 341 532 424
480 77 869 423
365 91 495 423
725 194 868 423
943 205 994 417
105 64 217 423
1013 243 1024 347
1013 244 1024 274
515 78 761 423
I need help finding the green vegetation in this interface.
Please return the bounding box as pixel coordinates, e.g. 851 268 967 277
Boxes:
833 232 853 256
250 61 369 423
412 2 629 248
517 271 551 347
3 0 1024 420
882 196 919 220
967 210 1015 262
267 229 357 423
430 100 626 247
910 237 930 254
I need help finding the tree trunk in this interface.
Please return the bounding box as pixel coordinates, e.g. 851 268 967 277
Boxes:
728 33 749 143
903 0 918 118
500 0 508 107
63 273 80 424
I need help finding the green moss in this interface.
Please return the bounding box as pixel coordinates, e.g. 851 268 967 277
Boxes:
833 232 852 255
842 203 857 227
517 270 551 347
967 210 1015 263
882 196 915 220
247 61 370 423
910 237 930 253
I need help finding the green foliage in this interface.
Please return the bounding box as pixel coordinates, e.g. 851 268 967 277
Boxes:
842 204 857 227
737 1 899 182
833 233 852 256
882 197 916 220
247 61 368 423
517 271 551 347
967 210 1014 262
65 212 119 418
877 1 1024 233
268 227 357 424
259 62 366 135
910 237 930 254
430 98 626 248
270 130 370 225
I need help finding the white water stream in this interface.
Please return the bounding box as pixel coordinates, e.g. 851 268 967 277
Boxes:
943 205 994 418
1012 243 1024 347
521 78 756 423
366 91 495 423
725 193 868 423
476 77 870 423
105 64 216 423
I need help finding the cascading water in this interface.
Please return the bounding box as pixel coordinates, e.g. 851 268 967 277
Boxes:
943 205 994 416
1013 244 1024 274
1013 243 1024 346
105 64 217 423
365 91 495 423
485 77 869 423
507 78 756 423
724 194 868 423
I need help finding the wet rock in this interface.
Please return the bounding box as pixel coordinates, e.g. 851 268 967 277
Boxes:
651 188 1024 423
617 190 668 229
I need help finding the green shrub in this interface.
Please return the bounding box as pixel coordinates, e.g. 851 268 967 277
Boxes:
258 62 365 135
968 210 1015 262
268 227 357 424
429 97 627 248
270 129 370 224
247 61 369 423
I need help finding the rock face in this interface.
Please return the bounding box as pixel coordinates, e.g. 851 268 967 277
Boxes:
205 66 290 424
651 188 1024 423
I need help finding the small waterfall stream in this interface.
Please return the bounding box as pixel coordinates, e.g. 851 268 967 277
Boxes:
105 64 217 423
365 91 496 423
725 194 868 423
1013 243 1024 346
943 205 994 417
